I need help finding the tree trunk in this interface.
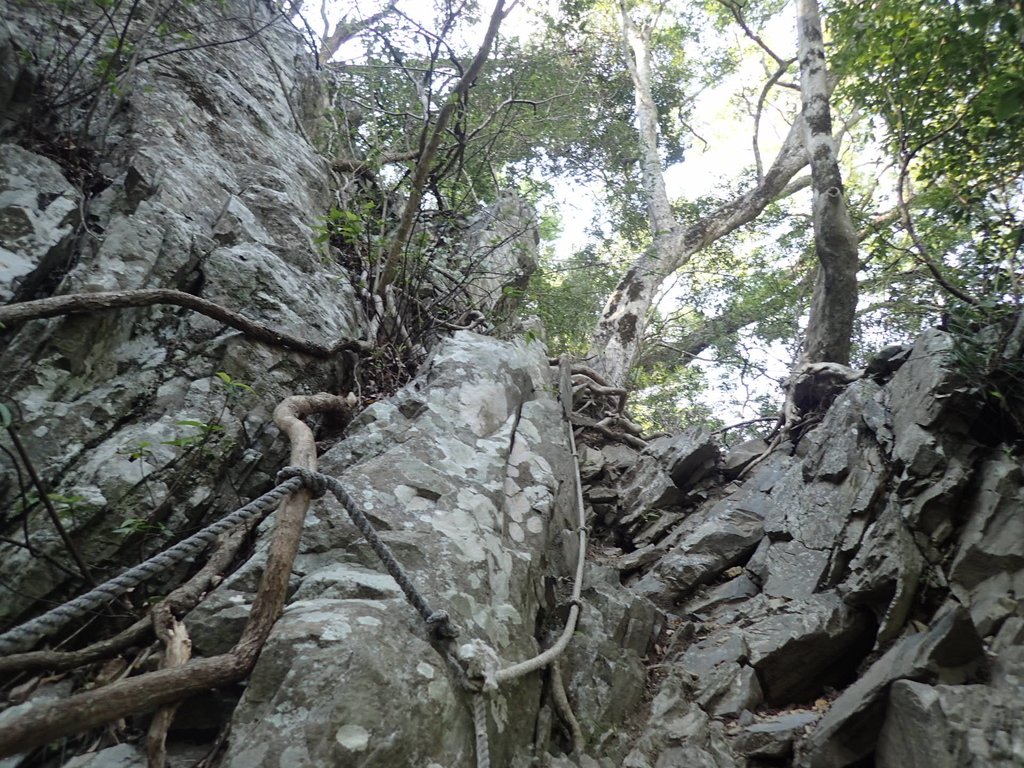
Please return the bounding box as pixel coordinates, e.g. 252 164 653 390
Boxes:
796 0 859 365
586 1 811 388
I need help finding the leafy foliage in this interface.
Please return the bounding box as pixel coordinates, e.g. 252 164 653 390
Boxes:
830 0 1024 317
526 245 622 355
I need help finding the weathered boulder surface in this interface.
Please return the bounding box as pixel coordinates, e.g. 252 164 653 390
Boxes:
186 332 660 767
875 619 1024 768
0 0 536 629
603 327 1024 767
0 144 79 302
0 0 357 624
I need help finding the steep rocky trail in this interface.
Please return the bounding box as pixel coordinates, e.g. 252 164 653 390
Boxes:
0 1 1021 767
574 329 1023 767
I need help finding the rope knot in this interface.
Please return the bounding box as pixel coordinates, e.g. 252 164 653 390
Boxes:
426 610 460 640
458 639 501 692
276 466 327 498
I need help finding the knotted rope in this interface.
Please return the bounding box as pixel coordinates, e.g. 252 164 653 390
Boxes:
1 367 590 767
0 476 305 656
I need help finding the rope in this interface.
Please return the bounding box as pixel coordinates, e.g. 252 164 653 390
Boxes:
0 476 304 656
322 475 460 642
472 692 491 768
491 357 587 684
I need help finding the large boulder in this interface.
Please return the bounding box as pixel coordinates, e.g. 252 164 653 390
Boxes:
185 333 659 766
622 325 1024 767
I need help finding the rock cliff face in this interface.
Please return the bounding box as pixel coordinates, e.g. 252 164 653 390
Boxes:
0 0 537 625
578 329 1023 767
0 2 1021 768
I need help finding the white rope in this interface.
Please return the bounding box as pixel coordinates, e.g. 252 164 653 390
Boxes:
493 355 587 684
473 692 491 768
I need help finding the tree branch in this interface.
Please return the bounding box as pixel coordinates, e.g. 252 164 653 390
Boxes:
0 394 353 758
377 0 511 293
317 0 398 66
0 290 371 358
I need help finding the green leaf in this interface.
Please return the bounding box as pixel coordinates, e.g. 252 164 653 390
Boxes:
993 88 1023 120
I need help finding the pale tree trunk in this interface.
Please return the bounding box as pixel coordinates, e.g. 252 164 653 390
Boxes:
796 0 859 365
587 2 811 387
316 1 399 66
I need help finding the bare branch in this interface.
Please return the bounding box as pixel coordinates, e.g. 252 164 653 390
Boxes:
0 290 371 358
896 161 979 307
146 616 191 768
318 0 399 66
751 58 796 179
711 415 779 436
889 98 979 307
720 0 788 67
377 0 511 293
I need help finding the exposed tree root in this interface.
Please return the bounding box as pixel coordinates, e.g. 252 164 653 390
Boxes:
546 359 654 450
0 290 372 359
568 413 648 450
0 393 353 758
550 657 583 755
146 616 191 768
571 377 627 414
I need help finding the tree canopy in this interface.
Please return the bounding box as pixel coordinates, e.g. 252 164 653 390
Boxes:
299 0 1022 430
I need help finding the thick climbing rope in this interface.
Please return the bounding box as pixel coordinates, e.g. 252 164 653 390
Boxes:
0 475 305 656
460 357 591 765
0 466 459 655
1 367 589 765
492 357 587 685
320 474 459 641
472 692 491 768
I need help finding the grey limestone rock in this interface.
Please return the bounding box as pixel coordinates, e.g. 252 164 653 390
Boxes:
652 489 767 600
744 592 874 705
622 672 737 768
839 498 925 643
617 428 720 524
187 333 652 767
563 565 661 760
0 144 79 302
864 343 912 382
796 605 986 768
61 745 145 768
949 454 1024 635
763 381 888 554
611 327 1023 768
732 712 819 759
721 437 768 478
0 0 358 623
876 679 1024 767
761 539 830 599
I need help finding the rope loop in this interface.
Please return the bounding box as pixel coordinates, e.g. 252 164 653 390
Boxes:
277 466 327 498
567 598 585 614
